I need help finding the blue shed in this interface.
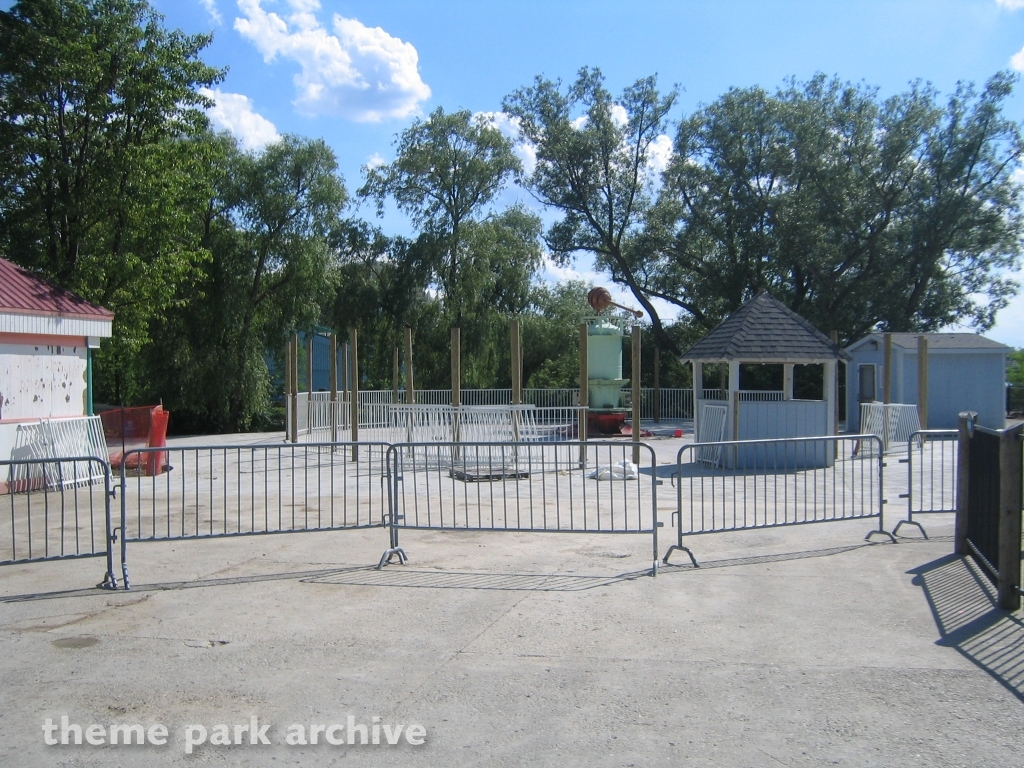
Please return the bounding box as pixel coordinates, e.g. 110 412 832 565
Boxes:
844 332 1009 431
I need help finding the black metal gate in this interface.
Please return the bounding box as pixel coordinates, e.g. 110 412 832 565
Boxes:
956 417 1022 610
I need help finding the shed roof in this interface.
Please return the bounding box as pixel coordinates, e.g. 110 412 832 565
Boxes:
0 257 113 320
845 332 1010 354
682 292 848 362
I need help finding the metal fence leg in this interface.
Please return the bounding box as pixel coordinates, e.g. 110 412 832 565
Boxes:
661 511 698 567
865 443 896 543
98 469 119 589
662 542 699 567
377 448 406 569
119 468 131 589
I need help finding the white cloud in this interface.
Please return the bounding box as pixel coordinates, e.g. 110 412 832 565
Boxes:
365 152 387 169
1012 44 1024 72
539 255 681 322
233 0 431 122
199 0 223 24
997 0 1024 10
610 104 628 127
474 111 537 176
200 88 281 150
647 133 673 179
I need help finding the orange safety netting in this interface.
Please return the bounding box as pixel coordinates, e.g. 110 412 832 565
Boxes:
99 405 169 475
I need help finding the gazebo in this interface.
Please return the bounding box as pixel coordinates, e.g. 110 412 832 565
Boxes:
684 292 849 467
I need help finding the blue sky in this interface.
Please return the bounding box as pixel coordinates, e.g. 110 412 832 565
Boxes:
35 1 1024 341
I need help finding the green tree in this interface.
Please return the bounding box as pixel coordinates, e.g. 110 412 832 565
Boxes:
520 280 591 388
0 0 224 401
503 67 679 349
641 73 1024 343
359 108 522 327
146 134 347 432
358 108 541 388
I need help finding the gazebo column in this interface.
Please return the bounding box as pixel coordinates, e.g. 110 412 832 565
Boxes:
728 360 740 441
783 364 794 400
824 359 836 435
692 360 703 437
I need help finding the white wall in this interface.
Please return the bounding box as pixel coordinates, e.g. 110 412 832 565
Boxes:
0 341 88 422
846 344 1005 431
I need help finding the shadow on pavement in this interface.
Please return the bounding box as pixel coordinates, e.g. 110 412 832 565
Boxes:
660 542 878 571
302 568 651 591
909 553 1024 702
0 565 369 603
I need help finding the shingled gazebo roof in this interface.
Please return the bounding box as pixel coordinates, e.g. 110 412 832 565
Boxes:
682 292 849 363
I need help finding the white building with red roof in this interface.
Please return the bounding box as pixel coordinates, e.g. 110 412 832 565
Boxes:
0 256 113 461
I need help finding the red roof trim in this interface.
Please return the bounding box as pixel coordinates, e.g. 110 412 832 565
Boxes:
0 257 114 320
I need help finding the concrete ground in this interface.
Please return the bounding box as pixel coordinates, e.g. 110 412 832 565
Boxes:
0 431 1020 767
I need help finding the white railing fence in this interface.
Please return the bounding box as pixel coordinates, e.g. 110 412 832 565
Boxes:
10 416 109 489
290 388 696 438
859 403 922 454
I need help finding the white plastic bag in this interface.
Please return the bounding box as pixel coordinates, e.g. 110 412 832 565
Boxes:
587 460 639 481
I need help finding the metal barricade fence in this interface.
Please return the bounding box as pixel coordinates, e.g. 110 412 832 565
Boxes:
379 441 662 575
893 429 958 538
963 425 1002 583
664 435 892 566
117 443 392 589
1 456 118 587
958 420 1023 610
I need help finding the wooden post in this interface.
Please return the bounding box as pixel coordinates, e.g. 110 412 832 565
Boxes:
954 412 975 556
450 327 461 408
511 319 522 405
451 326 461 446
997 422 1023 610
830 331 840 435
882 332 893 450
692 361 702 438
392 346 400 406
284 335 293 442
917 335 929 430
632 325 641 465
882 332 892 404
349 328 359 459
404 327 415 405
653 347 661 423
289 333 299 443
329 332 338 444
579 323 588 446
306 335 314 395
732 390 740 442
341 343 349 396
824 360 837 437
729 360 741 441
783 364 794 400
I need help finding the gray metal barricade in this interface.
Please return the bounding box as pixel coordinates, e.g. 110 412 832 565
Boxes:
2 456 118 588
893 429 958 538
664 435 892 566
117 443 392 589
379 441 662 575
